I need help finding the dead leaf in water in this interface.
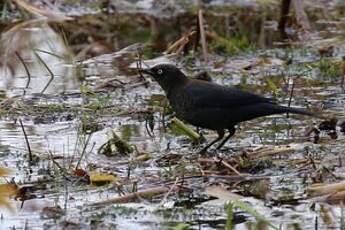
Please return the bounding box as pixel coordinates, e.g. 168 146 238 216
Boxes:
41 205 64 219
0 184 19 212
0 167 11 177
90 173 117 186
204 186 243 205
306 181 345 197
0 167 17 212
13 0 72 21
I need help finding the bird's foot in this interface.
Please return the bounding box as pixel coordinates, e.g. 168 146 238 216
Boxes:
198 147 221 156
197 146 210 155
197 149 207 155
197 145 235 156
197 148 217 157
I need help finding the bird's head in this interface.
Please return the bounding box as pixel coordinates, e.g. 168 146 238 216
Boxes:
142 64 187 92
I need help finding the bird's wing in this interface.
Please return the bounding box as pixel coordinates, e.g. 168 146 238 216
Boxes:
184 80 274 108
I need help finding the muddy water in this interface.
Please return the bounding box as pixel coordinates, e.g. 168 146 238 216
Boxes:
1 1 345 229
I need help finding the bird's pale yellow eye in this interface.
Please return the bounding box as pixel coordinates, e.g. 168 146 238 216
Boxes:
157 69 163 75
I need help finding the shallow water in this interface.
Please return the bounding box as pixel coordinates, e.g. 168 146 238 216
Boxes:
1 0 345 229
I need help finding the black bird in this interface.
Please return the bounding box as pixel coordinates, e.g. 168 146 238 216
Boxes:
142 64 313 153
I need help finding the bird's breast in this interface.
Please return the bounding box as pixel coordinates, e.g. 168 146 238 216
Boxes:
166 90 192 116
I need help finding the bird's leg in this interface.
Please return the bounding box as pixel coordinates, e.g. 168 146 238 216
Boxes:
198 129 225 154
215 126 236 150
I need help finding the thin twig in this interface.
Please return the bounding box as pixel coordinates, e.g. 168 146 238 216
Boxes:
75 134 92 170
159 177 179 206
136 49 144 78
90 185 179 206
34 48 64 60
198 9 208 63
341 56 345 91
165 35 189 54
193 15 200 53
286 77 295 118
216 157 243 176
70 127 81 168
15 52 31 93
145 111 155 138
34 52 55 94
153 174 269 188
341 201 344 230
246 146 294 159
19 119 33 164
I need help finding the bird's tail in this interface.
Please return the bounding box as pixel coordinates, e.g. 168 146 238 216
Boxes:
279 106 315 117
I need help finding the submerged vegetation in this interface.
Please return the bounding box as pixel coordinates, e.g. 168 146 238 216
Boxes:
0 0 345 229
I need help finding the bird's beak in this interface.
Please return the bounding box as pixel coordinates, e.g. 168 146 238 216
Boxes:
141 68 154 76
